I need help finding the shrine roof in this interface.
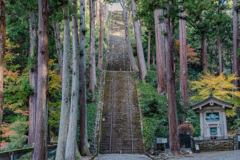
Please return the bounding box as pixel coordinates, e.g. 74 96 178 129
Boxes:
191 94 234 111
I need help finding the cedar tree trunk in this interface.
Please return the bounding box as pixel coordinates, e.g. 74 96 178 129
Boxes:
97 1 104 69
79 0 90 155
89 0 96 101
0 0 6 126
130 0 147 80
217 37 222 73
28 11 37 146
33 0 50 159
65 0 80 159
122 0 138 71
201 34 207 70
147 27 151 70
53 21 63 78
166 2 180 153
154 9 165 95
233 0 239 88
55 4 71 160
179 3 188 106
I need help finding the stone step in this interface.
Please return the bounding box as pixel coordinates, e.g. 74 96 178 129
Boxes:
100 13 143 154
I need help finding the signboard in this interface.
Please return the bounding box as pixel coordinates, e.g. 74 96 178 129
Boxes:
238 136 240 142
157 137 168 144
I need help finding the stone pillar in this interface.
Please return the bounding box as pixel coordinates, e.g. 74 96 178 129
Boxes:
200 111 204 137
222 110 228 138
217 123 221 136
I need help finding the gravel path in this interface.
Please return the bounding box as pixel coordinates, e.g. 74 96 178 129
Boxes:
172 151 240 160
94 154 151 160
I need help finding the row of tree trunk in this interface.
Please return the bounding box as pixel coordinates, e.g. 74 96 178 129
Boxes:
27 0 93 159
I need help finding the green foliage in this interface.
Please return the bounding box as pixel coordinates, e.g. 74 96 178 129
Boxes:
86 90 99 146
4 54 31 112
145 71 158 88
137 81 168 148
137 70 200 149
18 152 32 160
48 59 62 133
1 116 29 151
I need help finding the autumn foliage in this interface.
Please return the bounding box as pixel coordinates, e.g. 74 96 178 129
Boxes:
179 122 195 135
175 40 200 63
0 51 61 150
190 72 240 116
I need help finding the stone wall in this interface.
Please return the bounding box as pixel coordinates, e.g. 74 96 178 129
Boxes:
194 138 234 152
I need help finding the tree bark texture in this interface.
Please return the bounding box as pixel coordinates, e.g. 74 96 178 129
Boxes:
147 27 151 70
201 34 207 70
97 1 104 69
131 0 147 80
79 0 90 155
53 21 63 78
122 0 138 72
65 0 80 159
233 0 239 88
166 2 180 153
154 9 165 95
0 0 5 127
96 0 99 23
33 0 50 159
55 4 71 160
89 0 96 101
28 11 37 146
152 54 155 65
217 37 222 73
179 4 188 106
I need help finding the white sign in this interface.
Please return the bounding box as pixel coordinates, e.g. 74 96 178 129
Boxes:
238 136 240 142
157 137 168 144
195 144 199 150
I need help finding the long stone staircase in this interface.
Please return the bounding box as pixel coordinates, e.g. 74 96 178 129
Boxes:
99 11 143 154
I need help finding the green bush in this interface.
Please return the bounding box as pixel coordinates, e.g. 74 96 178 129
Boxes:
137 71 200 149
137 81 168 149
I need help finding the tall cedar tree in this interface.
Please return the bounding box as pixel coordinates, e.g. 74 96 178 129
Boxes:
217 37 222 73
89 0 96 101
65 0 80 159
53 21 63 78
154 9 165 95
179 1 188 106
98 0 104 69
166 1 180 153
33 0 50 159
0 0 5 126
147 22 151 70
201 33 207 70
233 0 239 88
131 0 147 80
122 0 138 71
55 4 71 160
28 11 37 145
200 10 207 71
79 0 90 155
